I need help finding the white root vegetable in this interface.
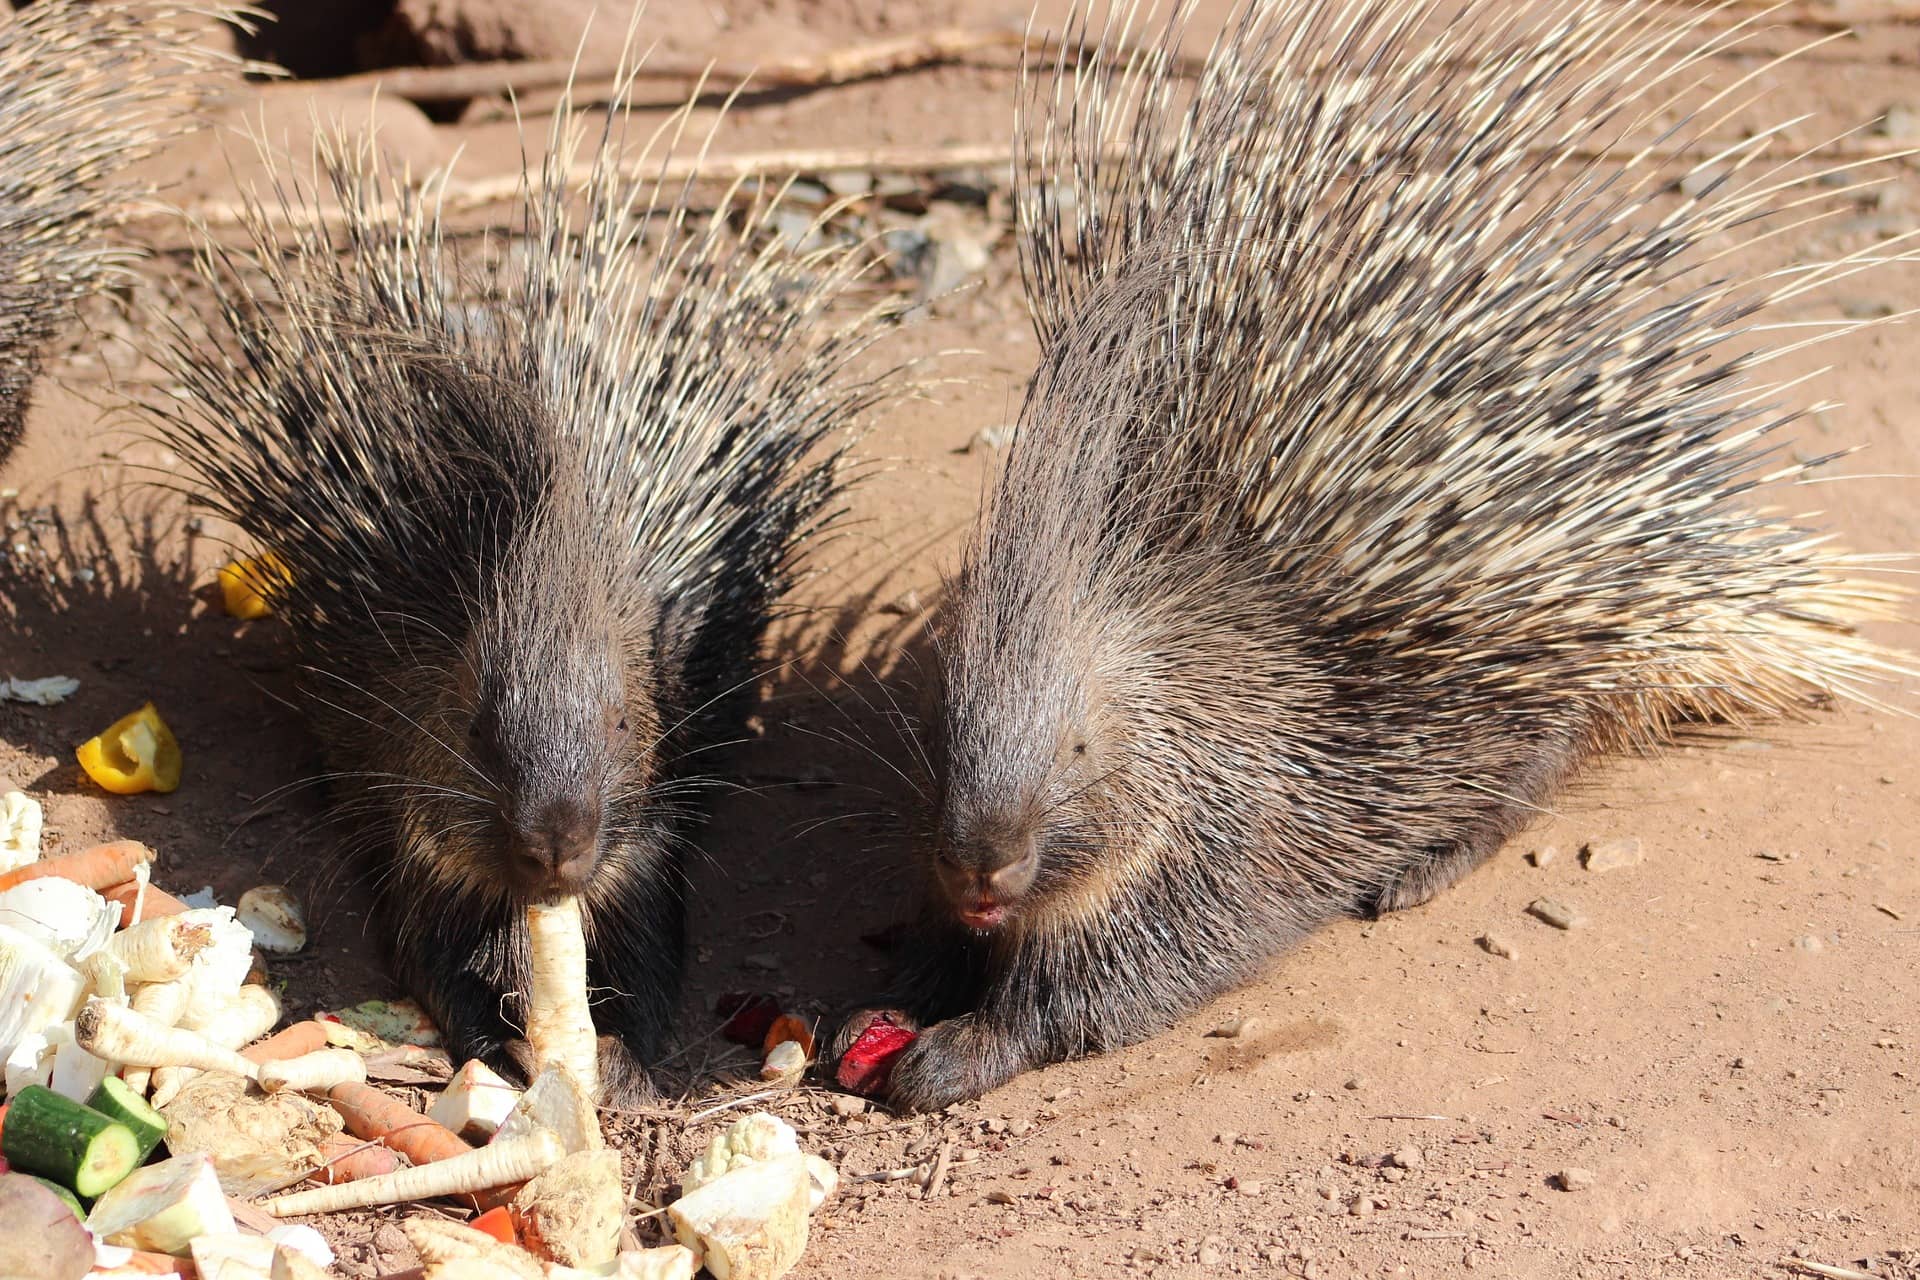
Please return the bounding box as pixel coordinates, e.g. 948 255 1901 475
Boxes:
108 915 211 982
494 1064 601 1154
667 1153 813 1280
86 1153 237 1253
683 1113 802 1194
428 1058 521 1140
261 1128 565 1217
81 949 129 1003
524 897 597 1100
619 1246 701 1280
403 1219 545 1279
173 906 257 1011
153 983 284 1104
124 979 189 1098
74 997 259 1077
257 1047 366 1093
513 1149 624 1269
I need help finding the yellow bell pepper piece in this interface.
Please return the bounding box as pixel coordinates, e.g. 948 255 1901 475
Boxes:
218 552 288 621
75 703 182 795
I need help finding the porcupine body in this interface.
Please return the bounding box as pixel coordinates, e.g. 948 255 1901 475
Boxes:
836 0 1915 1109
148 74 895 1097
0 1 236 466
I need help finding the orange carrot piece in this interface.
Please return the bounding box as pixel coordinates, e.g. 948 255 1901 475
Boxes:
325 1081 473 1166
309 1135 401 1185
762 1013 816 1059
100 878 191 922
470 1204 517 1245
0 840 153 893
241 1019 330 1065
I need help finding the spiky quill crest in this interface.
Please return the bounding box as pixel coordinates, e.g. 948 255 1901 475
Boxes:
146 57 900 1081
862 0 1916 1109
0 1 240 462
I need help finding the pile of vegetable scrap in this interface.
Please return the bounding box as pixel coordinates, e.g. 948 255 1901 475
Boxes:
0 788 854 1280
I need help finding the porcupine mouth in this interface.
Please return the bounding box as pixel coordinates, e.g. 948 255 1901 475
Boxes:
956 901 1009 931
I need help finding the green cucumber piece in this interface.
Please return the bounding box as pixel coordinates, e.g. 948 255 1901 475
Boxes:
85 1078 166 1163
29 1175 85 1219
0 1085 140 1197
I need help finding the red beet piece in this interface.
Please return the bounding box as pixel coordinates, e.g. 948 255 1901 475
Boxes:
834 1015 919 1095
716 993 781 1046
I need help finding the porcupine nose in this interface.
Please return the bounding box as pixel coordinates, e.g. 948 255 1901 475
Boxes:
943 833 1040 931
508 796 602 894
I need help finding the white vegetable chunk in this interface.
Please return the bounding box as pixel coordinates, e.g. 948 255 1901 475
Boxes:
524 897 597 1099
0 878 118 960
427 1058 521 1141
235 884 307 954
0 790 44 871
667 1153 813 1280
86 1153 237 1253
4 1028 54 1094
0 922 86 1061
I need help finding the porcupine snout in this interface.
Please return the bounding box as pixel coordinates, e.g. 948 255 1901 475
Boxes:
936 820 1041 931
502 792 603 894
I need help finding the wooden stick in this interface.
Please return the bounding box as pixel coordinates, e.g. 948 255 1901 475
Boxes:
1782 1262 1882 1280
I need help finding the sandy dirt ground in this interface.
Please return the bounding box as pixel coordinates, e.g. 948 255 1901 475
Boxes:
1 2 1916 1277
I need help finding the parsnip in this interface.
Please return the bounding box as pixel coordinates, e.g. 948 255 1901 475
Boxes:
73 997 259 1078
108 916 211 983
260 1129 565 1216
524 897 597 1100
257 1048 365 1094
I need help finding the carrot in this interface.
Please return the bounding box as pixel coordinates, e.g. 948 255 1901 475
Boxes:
261 1130 564 1216
0 839 153 893
524 897 596 1099
102 878 191 922
469 1204 517 1245
242 1019 331 1065
309 1136 400 1185
325 1081 473 1166
762 1013 816 1059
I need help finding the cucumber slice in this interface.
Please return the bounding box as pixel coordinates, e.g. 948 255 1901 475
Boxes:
29 1174 84 1219
0 1085 140 1197
86 1078 166 1162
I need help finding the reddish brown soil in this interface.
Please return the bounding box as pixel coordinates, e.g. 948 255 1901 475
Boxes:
2 3 1915 1278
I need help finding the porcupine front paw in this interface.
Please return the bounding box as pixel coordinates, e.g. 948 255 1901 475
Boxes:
875 1014 1029 1112
823 1004 923 1066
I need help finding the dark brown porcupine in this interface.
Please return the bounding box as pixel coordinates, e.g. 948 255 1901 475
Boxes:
0 1 238 466
145 71 899 1098
833 0 1916 1110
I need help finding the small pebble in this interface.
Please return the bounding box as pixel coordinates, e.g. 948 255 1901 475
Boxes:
1343 1074 1370 1091
1390 1144 1425 1170
1555 1167 1596 1192
1527 898 1583 930
830 1094 867 1118
1793 934 1826 953
1198 1239 1226 1267
1477 933 1517 960
371 1223 408 1255
1525 846 1557 868
1581 837 1644 872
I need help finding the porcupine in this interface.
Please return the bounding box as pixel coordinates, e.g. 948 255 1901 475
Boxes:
144 67 898 1098
832 0 1916 1109
0 1 242 467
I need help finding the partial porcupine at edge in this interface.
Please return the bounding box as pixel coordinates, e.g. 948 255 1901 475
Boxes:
0 1 239 466
832 0 1917 1110
146 73 900 1098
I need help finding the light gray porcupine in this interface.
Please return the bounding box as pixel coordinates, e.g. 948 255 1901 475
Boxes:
145 64 901 1098
833 0 1916 1109
0 0 237 465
